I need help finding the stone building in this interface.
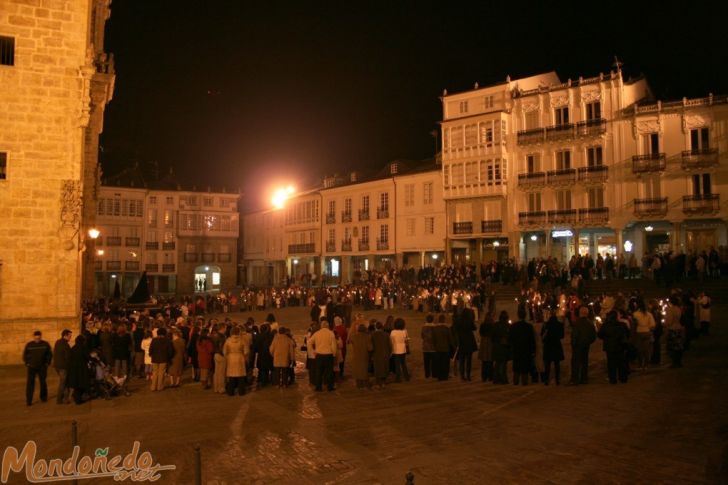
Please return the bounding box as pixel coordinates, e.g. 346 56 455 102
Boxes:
0 0 114 364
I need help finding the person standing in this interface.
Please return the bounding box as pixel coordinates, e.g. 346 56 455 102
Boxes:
349 324 373 388
492 311 511 384
196 329 214 389
310 320 338 391
111 324 132 378
370 321 392 388
149 328 173 391
211 324 227 393
23 330 52 406
665 295 685 368
52 329 72 404
477 313 495 382
453 305 477 381
421 313 436 378
389 318 410 382
333 317 348 378
541 315 564 385
68 335 90 405
508 307 535 386
269 327 294 388
304 322 320 387
632 300 656 371
168 330 185 387
569 306 597 384
131 322 145 378
598 310 629 384
225 327 247 395
697 292 711 336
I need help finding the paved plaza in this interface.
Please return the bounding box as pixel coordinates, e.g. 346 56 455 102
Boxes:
1 305 727 484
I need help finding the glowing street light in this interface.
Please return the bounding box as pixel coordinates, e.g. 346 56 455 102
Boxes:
272 185 295 209
87 228 100 239
96 249 104 256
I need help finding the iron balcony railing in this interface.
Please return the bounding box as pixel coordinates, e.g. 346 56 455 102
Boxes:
376 208 389 219
93 261 102 271
288 243 315 254
683 194 719 214
125 261 140 271
634 197 668 217
518 211 547 226
145 264 158 272
326 241 336 252
517 172 546 188
575 118 607 136
481 220 503 233
681 148 719 171
341 211 352 223
358 209 370 221
578 207 609 225
341 240 352 251
547 209 577 224
145 242 159 250
632 153 666 173
358 240 369 251
217 253 232 263
577 165 608 183
106 236 121 246
517 119 607 145
201 253 215 262
107 261 121 271
516 128 545 145
183 253 198 262
376 239 389 251
125 237 140 246
545 122 575 141
162 264 175 273
162 242 175 250
326 213 336 224
547 168 577 185
453 222 473 234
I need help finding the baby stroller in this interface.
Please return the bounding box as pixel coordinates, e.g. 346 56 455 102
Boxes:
89 351 131 399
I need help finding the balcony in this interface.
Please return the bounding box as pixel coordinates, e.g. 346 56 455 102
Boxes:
162 242 175 250
547 168 577 185
201 253 215 262
341 240 352 251
376 239 389 251
377 208 389 219
218 253 232 263
326 241 336 252
453 222 473 235
632 153 666 173
681 149 719 171
634 197 668 217
577 165 608 184
93 261 102 271
578 207 609 225
145 264 159 272
481 220 503 233
341 211 352 223
358 240 369 251
547 209 577 225
517 172 546 189
162 264 176 273
576 118 606 137
145 242 159 250
683 194 719 214
288 243 315 254
517 128 545 145
183 253 198 263
107 261 121 271
106 236 121 246
358 209 370 221
125 261 140 271
125 237 140 246
545 122 575 141
326 213 336 224
518 211 547 226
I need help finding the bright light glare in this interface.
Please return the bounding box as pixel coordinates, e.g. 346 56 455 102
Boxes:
286 185 295 194
87 228 100 239
272 186 295 209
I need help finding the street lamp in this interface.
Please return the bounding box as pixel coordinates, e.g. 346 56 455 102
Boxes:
272 185 295 209
96 249 104 256
87 228 100 240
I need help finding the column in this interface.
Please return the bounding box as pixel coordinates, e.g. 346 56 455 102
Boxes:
672 222 681 252
545 231 552 259
572 228 580 257
420 251 425 268
616 227 624 255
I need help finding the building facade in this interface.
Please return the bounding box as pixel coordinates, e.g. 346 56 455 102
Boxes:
0 0 114 363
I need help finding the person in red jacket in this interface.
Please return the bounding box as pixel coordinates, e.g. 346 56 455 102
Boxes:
196 329 214 390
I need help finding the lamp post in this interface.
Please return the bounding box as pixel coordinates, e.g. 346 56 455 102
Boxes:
82 228 100 302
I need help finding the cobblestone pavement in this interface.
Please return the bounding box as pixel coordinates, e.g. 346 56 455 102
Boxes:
1 305 726 484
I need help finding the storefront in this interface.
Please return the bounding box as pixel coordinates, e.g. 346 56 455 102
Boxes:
193 265 221 293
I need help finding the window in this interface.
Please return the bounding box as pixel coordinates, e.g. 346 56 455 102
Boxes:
554 106 569 125
528 192 542 212
526 154 540 173
424 217 434 234
556 190 572 210
163 210 173 227
459 100 468 113
481 159 506 186
465 161 478 185
465 124 478 146
555 150 571 170
148 209 157 227
163 231 174 243
690 128 710 151
379 192 389 211
443 164 450 187
643 133 660 155
587 146 603 166
0 36 14 66
361 225 369 242
165 196 174 205
451 126 463 149
0 152 7 179
451 163 464 186
692 174 712 195
327 200 335 215
404 184 415 206
328 229 335 244
149 196 157 205
406 218 415 236
586 101 601 120
484 95 494 110
203 197 213 207
344 197 352 214
525 111 540 130
361 195 369 212
423 182 433 204
587 187 604 208
379 224 389 242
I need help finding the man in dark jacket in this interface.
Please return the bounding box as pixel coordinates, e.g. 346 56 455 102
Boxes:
508 307 535 386
598 310 629 384
570 306 597 385
149 328 174 391
53 329 72 404
23 330 52 406
431 314 454 380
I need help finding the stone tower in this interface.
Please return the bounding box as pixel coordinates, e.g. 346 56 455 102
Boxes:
0 0 114 363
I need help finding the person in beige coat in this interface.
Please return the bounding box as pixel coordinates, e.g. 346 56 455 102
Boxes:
223 327 247 396
270 327 295 387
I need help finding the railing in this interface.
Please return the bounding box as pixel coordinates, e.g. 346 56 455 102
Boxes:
576 118 606 137
358 240 369 251
547 168 576 185
145 264 159 272
517 119 606 145
125 237 140 246
146 242 159 250
683 194 719 214
201 253 215 262
341 211 352 223
183 253 198 262
341 240 352 251
376 239 389 251
517 172 546 188
545 122 575 140
326 241 336 252
681 148 719 170
288 243 315 254
481 220 502 233
632 153 666 173
107 261 121 271
634 197 668 217
326 213 336 224
106 236 121 246
358 209 370 221
518 211 547 226
125 261 140 271
217 253 232 263
452 222 473 235
578 165 608 183
516 128 545 145
547 209 577 224
377 208 389 219
93 261 102 271
162 242 175 250
162 264 176 273
578 207 609 225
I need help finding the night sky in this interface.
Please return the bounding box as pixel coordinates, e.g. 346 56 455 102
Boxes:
100 1 727 208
